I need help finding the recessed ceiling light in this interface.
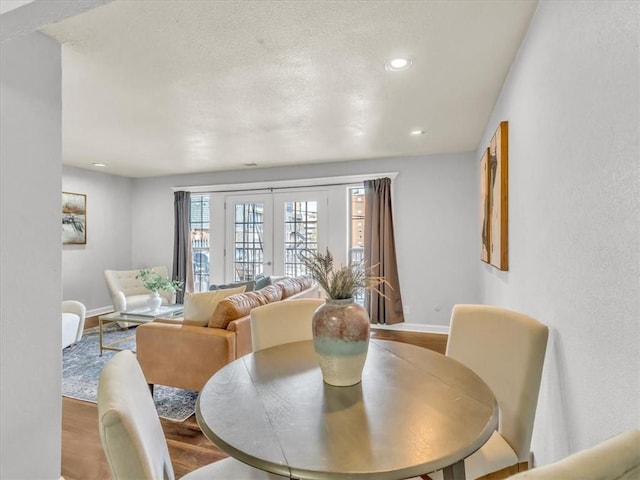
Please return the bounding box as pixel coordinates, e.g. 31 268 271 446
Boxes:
385 57 413 72
410 130 425 136
92 163 107 167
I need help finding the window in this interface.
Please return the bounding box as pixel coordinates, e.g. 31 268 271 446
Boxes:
233 202 265 282
190 195 210 292
224 191 326 282
283 200 319 277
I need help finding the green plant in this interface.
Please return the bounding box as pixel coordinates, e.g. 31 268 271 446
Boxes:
137 268 184 293
298 249 388 300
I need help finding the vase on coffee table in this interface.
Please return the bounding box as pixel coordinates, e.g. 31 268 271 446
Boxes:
312 298 370 387
147 291 162 311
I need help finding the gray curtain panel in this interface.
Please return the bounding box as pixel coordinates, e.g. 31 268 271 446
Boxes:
364 177 404 325
173 191 193 303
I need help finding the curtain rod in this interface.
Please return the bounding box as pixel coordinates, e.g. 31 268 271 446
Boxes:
172 172 398 194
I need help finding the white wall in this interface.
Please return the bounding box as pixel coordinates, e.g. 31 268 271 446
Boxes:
132 153 480 328
478 0 640 466
0 32 62 480
0 0 36 15
63 166 133 313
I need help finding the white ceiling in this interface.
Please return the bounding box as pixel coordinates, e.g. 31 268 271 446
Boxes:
41 0 538 178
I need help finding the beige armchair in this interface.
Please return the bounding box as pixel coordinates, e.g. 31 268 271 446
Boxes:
104 266 173 327
104 266 173 312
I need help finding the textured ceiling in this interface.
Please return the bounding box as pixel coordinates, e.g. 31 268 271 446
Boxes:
41 0 538 178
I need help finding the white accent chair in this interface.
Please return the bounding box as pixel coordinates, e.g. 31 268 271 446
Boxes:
250 298 325 351
104 266 173 313
62 300 86 349
104 266 173 327
507 429 640 480
425 304 549 480
97 350 285 479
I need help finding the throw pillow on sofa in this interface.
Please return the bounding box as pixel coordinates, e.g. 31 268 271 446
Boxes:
209 279 256 292
254 275 272 290
183 285 246 326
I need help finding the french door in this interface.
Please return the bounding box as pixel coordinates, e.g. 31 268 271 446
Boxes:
224 190 327 282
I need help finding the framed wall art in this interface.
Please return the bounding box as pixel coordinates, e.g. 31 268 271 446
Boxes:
62 192 86 245
480 121 508 271
480 147 490 264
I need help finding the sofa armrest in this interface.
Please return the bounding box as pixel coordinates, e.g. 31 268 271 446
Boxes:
112 292 127 312
227 315 253 357
153 316 184 325
136 323 236 392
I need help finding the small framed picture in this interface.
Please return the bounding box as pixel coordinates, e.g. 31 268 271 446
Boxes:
62 192 86 245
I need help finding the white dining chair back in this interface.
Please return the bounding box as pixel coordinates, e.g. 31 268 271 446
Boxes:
507 429 640 480
426 304 549 480
97 350 285 480
98 350 175 479
250 298 325 352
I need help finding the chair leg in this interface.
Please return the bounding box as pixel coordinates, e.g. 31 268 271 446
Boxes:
148 383 154 396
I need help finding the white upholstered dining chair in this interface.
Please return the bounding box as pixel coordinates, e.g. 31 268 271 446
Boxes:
507 429 640 480
97 350 285 479
250 298 325 352
423 304 549 480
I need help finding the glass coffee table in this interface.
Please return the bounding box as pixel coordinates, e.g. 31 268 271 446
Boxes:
98 304 184 355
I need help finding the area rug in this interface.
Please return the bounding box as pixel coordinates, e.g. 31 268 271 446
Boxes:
62 325 198 422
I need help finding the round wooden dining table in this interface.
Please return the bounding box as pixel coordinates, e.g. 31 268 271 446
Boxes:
196 339 498 480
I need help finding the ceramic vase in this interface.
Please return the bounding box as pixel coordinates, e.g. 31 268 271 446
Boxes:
148 291 162 311
312 298 370 387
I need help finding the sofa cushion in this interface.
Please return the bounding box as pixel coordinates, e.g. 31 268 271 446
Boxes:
209 291 270 329
183 285 246 327
273 278 295 299
293 275 313 291
274 276 313 299
258 284 283 303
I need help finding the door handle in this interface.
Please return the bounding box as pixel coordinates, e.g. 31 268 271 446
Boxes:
263 261 272 266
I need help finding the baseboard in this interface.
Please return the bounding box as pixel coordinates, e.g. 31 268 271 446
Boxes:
371 322 449 334
87 306 113 317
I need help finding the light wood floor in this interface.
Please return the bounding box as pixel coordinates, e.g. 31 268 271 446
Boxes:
62 328 447 480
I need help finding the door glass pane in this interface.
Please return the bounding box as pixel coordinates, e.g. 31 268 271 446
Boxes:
349 187 365 305
234 202 264 281
283 201 318 277
191 195 210 292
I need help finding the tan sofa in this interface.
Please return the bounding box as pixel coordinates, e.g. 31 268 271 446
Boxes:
136 276 320 392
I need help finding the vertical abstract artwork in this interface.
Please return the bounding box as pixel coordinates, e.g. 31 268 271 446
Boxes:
62 192 86 245
480 148 490 264
480 121 508 270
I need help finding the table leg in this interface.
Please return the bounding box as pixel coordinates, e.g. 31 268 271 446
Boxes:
99 316 104 356
443 460 466 480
